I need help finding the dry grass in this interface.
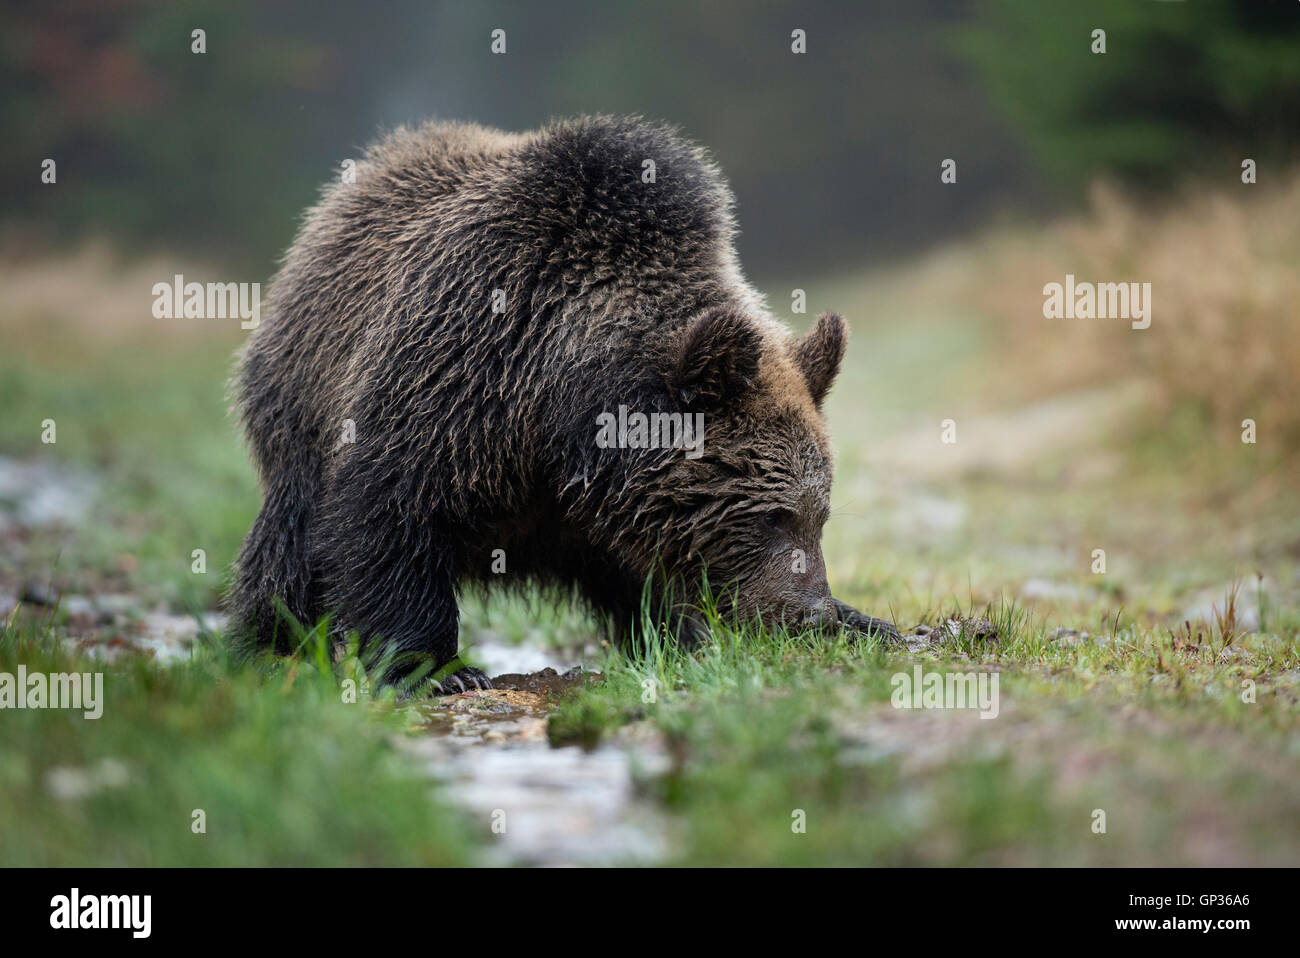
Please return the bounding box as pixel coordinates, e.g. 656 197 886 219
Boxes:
1211 580 1241 652
969 172 1300 457
0 233 238 352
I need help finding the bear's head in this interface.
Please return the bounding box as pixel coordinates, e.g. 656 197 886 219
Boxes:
636 306 848 634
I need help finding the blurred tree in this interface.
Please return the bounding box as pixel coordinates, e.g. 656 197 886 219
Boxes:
5 0 1030 277
956 0 1300 190
2 0 336 269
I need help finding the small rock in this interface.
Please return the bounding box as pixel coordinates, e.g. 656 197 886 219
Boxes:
901 633 939 653
937 616 999 643
20 582 57 606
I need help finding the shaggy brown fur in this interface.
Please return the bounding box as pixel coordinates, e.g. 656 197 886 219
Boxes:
227 115 896 691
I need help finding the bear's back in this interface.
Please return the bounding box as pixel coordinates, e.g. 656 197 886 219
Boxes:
337 116 742 322
241 117 762 487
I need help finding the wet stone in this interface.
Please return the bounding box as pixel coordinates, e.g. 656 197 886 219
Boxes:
487 665 601 696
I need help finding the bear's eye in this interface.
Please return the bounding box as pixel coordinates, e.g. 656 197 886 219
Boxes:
761 510 785 532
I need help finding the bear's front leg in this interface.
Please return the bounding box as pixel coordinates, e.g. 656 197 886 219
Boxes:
831 597 901 643
317 453 491 695
329 537 492 694
328 543 488 694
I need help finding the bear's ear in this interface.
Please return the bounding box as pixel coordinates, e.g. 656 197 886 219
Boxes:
793 311 847 409
665 306 762 409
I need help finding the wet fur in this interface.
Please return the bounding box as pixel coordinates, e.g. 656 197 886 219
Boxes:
227 115 895 686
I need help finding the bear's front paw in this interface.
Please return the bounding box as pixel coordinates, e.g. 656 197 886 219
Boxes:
431 666 495 695
831 598 901 643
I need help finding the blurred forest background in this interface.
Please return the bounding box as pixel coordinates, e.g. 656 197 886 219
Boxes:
5 0 1299 275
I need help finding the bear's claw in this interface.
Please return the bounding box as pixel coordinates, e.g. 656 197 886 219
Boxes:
432 666 495 695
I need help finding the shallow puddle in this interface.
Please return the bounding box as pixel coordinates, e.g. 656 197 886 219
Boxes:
400 664 674 866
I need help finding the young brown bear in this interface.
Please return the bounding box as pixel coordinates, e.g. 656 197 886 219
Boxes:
228 115 897 691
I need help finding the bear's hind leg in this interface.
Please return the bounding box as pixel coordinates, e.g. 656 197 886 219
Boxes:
228 476 321 656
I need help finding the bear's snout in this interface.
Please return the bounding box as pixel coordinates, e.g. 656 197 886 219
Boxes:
790 591 837 632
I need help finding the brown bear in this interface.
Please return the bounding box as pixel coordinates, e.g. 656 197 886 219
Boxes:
227 114 897 691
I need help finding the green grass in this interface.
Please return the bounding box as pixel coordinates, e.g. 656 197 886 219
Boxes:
0 320 257 609
548 594 1300 865
0 611 474 865
3 254 1299 866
